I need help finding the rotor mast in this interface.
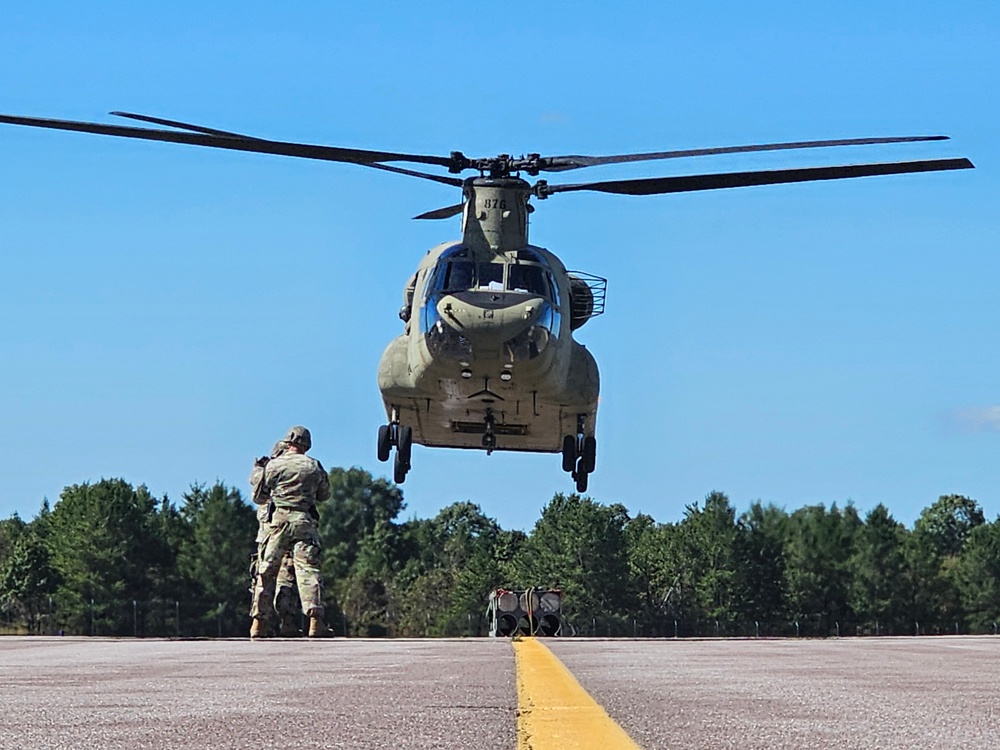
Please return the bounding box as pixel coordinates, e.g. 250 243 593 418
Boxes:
460 177 533 255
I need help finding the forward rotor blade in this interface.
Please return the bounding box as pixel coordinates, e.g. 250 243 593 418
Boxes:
540 158 974 197
540 135 951 172
413 203 465 220
0 112 457 169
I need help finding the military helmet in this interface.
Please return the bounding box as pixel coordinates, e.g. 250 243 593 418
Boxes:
283 425 312 450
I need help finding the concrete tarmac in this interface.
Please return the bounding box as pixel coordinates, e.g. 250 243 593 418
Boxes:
1 636 997 749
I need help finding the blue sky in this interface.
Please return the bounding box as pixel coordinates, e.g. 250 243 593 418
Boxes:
0 2 997 531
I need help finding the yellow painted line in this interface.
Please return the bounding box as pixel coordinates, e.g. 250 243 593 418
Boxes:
514 637 642 750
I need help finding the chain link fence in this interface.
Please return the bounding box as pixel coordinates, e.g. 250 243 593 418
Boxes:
2 600 997 639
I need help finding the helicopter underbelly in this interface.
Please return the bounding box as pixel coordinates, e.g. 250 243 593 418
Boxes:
377 334 599 453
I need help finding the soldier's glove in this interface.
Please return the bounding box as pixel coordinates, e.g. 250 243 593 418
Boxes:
254 456 270 467
309 505 320 521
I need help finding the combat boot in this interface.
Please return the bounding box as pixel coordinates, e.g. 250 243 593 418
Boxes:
278 619 304 638
308 616 332 638
249 617 271 639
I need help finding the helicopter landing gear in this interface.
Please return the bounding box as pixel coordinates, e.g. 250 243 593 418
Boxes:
561 434 577 472
482 409 497 455
563 417 596 493
377 424 392 463
377 411 412 484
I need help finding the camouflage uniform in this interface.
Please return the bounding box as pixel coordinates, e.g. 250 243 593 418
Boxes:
250 429 330 631
249 444 302 634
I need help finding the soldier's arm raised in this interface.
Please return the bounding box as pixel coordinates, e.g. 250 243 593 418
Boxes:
249 463 270 505
316 462 331 504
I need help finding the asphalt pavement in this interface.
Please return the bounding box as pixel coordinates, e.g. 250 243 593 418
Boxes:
548 636 1000 749
1 636 997 749
0 637 516 750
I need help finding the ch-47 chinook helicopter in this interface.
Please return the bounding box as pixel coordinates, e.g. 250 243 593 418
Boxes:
0 111 974 490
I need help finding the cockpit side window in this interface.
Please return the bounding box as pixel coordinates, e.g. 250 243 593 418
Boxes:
507 264 550 297
441 261 475 291
429 245 476 294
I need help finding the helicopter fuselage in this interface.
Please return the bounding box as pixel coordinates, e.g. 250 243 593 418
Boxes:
378 241 599 452
377 178 603 485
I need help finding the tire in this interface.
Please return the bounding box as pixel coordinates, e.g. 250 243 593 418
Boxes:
393 451 407 484
575 467 588 494
561 435 577 473
377 424 392 463
397 424 413 469
581 435 597 474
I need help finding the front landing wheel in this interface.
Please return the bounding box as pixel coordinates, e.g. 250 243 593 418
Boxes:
561 435 577 473
377 425 392 463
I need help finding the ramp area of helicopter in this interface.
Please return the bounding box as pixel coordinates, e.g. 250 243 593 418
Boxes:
1 636 994 749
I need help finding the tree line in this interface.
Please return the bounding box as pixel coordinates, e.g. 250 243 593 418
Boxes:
1 468 998 638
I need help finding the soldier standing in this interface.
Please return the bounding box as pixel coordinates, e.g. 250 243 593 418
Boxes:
249 440 302 636
250 425 332 638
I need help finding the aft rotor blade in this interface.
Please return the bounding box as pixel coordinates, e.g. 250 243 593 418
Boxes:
540 135 951 172
368 163 463 187
413 203 465 220
111 111 463 187
540 158 974 197
0 112 457 169
111 111 256 139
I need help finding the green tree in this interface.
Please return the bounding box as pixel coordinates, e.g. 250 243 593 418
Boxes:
318 467 407 635
739 502 789 629
514 494 632 635
674 492 744 632
339 517 406 636
320 467 405 581
624 514 684 635
784 503 861 635
177 482 257 636
0 524 60 633
0 513 28 569
849 504 907 633
494 528 528 586
390 502 501 636
955 519 1000 632
914 494 985 557
46 479 175 634
906 495 985 632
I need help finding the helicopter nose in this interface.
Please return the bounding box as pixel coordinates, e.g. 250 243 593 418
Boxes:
435 294 542 339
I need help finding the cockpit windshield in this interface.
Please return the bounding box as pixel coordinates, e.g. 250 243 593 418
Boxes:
476 263 504 291
428 245 556 301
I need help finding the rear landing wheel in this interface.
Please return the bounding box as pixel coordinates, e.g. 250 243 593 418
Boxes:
574 465 589 494
397 424 412 470
393 451 408 484
581 435 597 474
